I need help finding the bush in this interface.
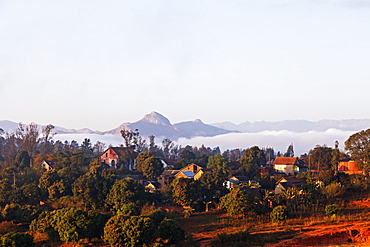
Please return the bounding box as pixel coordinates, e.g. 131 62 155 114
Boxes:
117 202 141 216
104 215 156 247
0 232 34 247
270 206 289 224
325 204 338 218
158 219 185 245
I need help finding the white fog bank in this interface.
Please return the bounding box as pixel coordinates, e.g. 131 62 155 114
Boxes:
55 129 356 156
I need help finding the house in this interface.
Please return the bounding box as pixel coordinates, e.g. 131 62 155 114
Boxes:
40 160 55 171
100 147 134 169
175 171 194 179
180 163 206 174
274 157 308 176
157 170 179 187
338 159 361 174
275 177 304 194
194 168 212 180
125 174 147 185
144 181 161 193
225 176 252 189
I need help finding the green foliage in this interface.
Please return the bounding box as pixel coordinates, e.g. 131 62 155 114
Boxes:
199 172 228 202
0 232 34 247
158 219 185 245
47 179 71 200
345 128 370 173
270 205 289 224
72 171 113 210
325 204 338 218
141 156 164 179
117 202 141 216
106 179 146 212
1 204 41 224
306 146 333 171
29 210 59 240
135 152 153 172
171 178 204 208
238 146 266 177
143 207 167 226
207 154 230 176
30 208 108 243
104 215 156 247
220 188 258 216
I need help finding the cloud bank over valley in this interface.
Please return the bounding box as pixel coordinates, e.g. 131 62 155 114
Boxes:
56 128 355 156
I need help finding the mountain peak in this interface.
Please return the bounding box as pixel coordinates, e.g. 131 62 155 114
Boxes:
140 112 172 126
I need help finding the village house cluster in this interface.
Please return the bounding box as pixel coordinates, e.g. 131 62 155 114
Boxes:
91 147 361 195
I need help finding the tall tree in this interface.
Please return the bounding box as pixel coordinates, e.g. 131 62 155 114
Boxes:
162 138 173 159
106 179 146 211
207 153 230 177
171 178 204 209
238 146 266 177
345 128 370 174
284 144 294 157
141 156 164 179
306 146 333 171
16 123 40 156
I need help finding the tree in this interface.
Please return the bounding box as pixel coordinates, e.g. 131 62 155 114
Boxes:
72 168 113 210
207 153 230 177
171 178 204 209
104 215 156 247
135 152 153 172
40 124 55 154
162 138 173 159
305 146 333 171
15 122 40 157
80 138 94 159
93 141 106 156
141 156 164 179
331 140 340 175
158 219 186 246
220 188 258 216
13 150 31 169
0 232 34 247
33 208 109 243
238 146 266 177
106 179 146 212
345 128 370 174
284 144 294 157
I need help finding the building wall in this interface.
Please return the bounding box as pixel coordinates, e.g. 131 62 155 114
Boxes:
274 164 295 175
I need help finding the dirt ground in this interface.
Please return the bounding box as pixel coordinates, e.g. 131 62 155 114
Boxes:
179 200 370 247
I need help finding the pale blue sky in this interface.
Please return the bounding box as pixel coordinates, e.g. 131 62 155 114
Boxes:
1 0 370 130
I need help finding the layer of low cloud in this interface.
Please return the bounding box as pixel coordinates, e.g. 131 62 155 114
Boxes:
55 129 356 156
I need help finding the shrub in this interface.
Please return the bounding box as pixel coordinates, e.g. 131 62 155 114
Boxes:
158 219 185 245
325 204 338 218
117 202 141 216
0 232 34 247
104 215 156 247
270 206 289 224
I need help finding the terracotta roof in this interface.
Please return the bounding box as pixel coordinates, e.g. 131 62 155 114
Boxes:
274 157 298 165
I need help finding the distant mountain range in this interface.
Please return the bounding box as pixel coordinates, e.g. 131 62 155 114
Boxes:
1 112 370 141
0 112 236 140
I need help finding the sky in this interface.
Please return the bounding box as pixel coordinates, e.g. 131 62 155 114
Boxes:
1 0 370 131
